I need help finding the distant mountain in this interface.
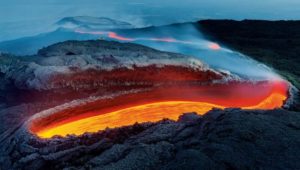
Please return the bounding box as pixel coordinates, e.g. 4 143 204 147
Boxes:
0 28 98 55
0 16 136 55
56 16 134 30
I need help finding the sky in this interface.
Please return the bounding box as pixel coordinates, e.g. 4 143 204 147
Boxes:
1 0 300 41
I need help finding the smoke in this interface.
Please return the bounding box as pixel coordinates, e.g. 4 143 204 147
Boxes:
1 0 300 41
92 23 281 80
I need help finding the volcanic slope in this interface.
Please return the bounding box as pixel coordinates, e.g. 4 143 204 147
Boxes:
0 40 233 107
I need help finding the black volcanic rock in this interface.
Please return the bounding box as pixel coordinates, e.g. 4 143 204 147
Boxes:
1 108 300 169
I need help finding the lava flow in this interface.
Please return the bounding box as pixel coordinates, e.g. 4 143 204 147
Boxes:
28 78 289 138
74 29 217 49
26 31 289 139
209 42 221 50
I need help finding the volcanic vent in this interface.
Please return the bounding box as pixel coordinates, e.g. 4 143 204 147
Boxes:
20 40 290 138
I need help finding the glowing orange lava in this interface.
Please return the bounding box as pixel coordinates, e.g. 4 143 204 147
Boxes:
108 32 135 41
35 92 286 138
29 80 289 139
209 42 221 50
36 101 221 138
75 29 187 43
74 29 224 51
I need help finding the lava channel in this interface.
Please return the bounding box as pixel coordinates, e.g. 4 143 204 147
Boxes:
28 79 289 139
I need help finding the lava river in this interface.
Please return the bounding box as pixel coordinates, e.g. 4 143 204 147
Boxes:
28 78 289 138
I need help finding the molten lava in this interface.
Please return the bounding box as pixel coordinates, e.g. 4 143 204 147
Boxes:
108 32 135 41
74 29 224 51
74 29 192 44
36 101 221 137
209 42 221 50
29 79 289 139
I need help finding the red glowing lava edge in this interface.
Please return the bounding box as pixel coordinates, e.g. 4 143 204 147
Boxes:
26 64 290 138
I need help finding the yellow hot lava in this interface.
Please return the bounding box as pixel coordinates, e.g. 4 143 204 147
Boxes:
36 93 286 138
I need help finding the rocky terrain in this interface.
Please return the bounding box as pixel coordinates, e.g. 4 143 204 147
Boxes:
0 39 299 169
1 106 300 169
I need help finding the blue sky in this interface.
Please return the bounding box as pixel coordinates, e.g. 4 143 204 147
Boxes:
1 0 300 41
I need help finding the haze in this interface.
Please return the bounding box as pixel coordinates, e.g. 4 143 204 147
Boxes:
0 0 300 41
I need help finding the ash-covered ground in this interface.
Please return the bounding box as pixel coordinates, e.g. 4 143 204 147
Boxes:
0 39 299 170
